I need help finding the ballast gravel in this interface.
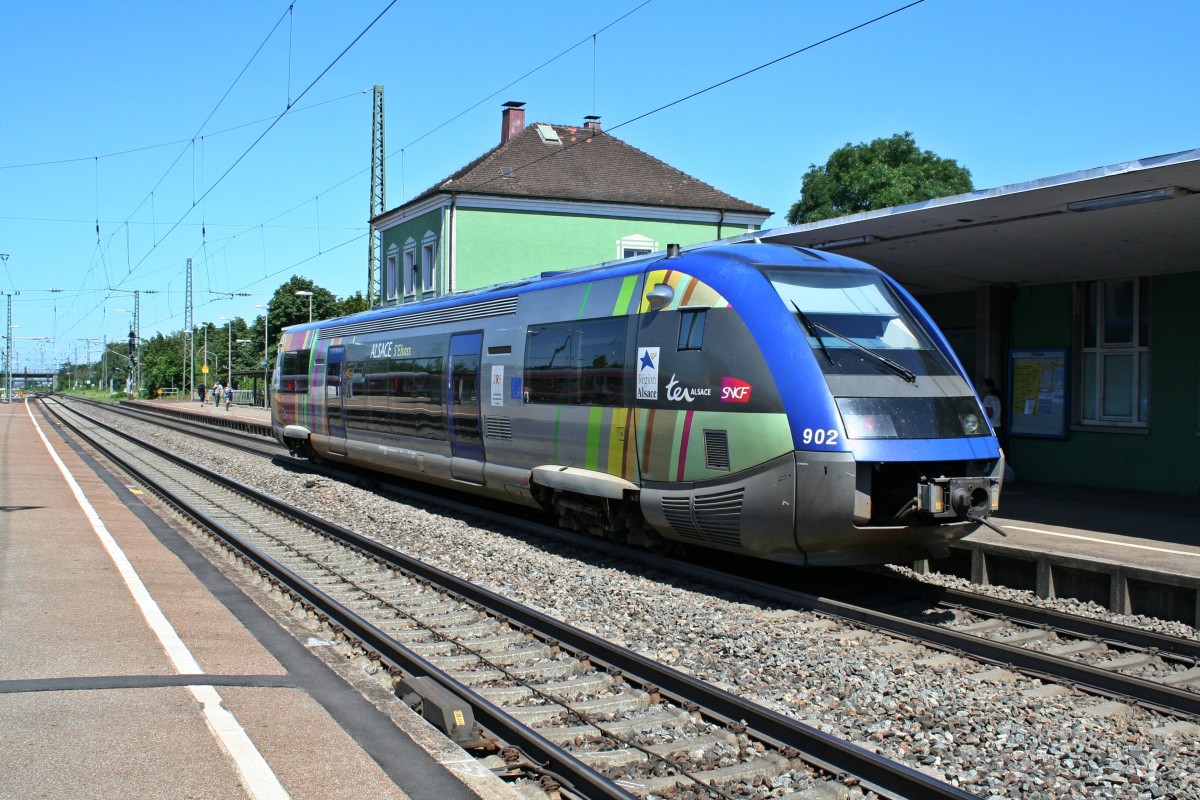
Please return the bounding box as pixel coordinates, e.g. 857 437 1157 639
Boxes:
94 408 1200 799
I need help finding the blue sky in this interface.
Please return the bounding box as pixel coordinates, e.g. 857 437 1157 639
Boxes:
1 0 1197 371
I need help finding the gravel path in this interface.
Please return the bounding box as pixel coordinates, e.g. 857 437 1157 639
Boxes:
88 405 1200 799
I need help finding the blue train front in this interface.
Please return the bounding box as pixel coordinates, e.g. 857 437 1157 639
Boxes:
274 242 1004 566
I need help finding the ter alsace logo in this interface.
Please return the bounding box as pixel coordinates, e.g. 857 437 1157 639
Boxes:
720 377 753 403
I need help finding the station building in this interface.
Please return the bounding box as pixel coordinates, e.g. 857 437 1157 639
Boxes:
370 102 770 303
756 148 1200 496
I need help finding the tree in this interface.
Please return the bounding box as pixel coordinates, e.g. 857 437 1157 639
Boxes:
272 276 338 327
337 291 370 317
787 132 973 224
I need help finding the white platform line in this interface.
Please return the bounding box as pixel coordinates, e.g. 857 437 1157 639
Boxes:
28 403 290 800
1004 524 1200 560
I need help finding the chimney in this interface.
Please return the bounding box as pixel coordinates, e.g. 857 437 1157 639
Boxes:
501 101 525 144
583 115 602 132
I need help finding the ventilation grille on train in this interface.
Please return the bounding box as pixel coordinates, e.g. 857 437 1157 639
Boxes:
319 296 518 340
484 417 513 440
660 488 744 548
703 430 730 471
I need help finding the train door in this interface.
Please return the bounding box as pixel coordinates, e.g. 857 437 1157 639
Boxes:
447 332 484 482
326 345 347 454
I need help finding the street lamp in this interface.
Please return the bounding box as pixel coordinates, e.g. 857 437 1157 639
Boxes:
295 290 313 322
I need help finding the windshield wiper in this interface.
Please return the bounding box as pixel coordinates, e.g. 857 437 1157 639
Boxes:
791 301 834 365
792 302 917 384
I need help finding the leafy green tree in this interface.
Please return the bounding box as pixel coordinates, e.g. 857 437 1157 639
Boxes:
273 276 338 327
138 331 186 398
338 291 370 317
787 132 973 224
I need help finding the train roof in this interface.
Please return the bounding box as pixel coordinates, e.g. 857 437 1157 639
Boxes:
282 242 880 335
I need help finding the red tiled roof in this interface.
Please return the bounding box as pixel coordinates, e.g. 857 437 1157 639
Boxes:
390 123 770 216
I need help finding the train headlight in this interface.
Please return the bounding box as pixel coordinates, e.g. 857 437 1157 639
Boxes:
961 412 982 435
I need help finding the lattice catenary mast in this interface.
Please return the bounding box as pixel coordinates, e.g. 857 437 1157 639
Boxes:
367 85 386 307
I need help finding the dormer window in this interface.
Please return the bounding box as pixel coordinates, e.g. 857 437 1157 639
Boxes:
617 234 657 260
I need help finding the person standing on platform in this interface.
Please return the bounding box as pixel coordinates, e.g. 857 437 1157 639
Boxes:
981 377 1014 482
225 383 233 410
198 382 207 405
213 381 223 409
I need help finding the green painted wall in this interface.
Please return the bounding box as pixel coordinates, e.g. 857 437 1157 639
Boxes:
379 208 445 300
1006 275 1200 495
453 208 752 290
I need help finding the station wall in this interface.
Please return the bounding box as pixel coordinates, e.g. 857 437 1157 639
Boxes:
926 273 1200 496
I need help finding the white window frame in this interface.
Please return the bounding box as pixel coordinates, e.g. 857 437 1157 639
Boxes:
421 232 437 294
403 238 416 299
1078 277 1149 427
616 233 657 260
385 245 399 302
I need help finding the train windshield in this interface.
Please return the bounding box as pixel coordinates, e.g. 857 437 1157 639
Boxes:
765 268 956 378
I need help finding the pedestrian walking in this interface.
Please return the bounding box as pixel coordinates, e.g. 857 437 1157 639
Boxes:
213 381 223 408
198 382 207 405
225 383 233 410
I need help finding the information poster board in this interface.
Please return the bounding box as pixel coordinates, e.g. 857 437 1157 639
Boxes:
1009 348 1068 439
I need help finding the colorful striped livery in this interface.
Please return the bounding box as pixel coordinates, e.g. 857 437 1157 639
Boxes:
273 242 1004 566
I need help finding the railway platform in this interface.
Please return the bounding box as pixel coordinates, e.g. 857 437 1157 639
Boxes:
154 395 1200 624
0 398 513 800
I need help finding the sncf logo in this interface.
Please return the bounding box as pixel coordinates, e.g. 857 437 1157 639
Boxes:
720 377 753 403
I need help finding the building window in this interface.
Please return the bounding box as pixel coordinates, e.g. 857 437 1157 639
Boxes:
403 238 416 298
385 246 399 302
617 234 657 260
422 233 437 294
1079 277 1149 426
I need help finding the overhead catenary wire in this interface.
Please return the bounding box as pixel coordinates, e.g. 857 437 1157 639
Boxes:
0 90 369 173
181 0 923 317
459 0 928 196
25 0 922 350
47 3 399 345
112 0 400 291
101 0 654 318
11 1 653 346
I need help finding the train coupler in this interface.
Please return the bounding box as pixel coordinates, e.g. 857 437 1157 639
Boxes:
917 476 1000 520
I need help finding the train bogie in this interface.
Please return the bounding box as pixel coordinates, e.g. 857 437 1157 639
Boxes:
273 242 1003 566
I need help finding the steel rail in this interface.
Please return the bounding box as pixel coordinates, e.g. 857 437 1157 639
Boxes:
861 571 1200 661
62 396 282 458
657 558 1200 721
38 400 637 800
54 396 1200 717
38 398 976 800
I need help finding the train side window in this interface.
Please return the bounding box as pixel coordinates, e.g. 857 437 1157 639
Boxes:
278 349 310 394
678 309 706 351
525 317 626 406
576 317 626 405
525 322 576 404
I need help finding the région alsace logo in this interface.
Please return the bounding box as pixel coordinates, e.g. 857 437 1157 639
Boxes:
720 377 753 403
636 347 660 400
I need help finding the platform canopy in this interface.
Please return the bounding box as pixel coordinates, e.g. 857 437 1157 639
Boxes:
747 148 1200 294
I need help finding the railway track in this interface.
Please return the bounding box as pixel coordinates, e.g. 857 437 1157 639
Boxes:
55 396 1200 722
40 396 973 799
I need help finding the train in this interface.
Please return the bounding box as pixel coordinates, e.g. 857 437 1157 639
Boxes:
272 241 1004 566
